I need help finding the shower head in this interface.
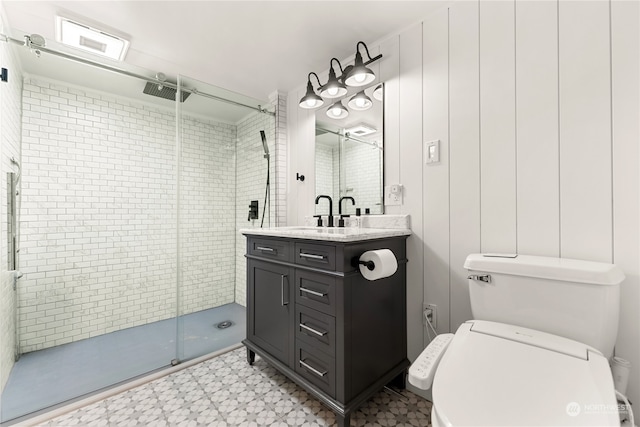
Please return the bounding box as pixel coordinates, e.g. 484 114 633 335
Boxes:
260 130 269 157
143 81 191 102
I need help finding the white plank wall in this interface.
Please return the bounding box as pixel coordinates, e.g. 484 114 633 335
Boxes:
515 0 560 257
558 0 612 262
611 0 640 408
422 6 451 337
398 24 425 361
448 0 480 330
479 0 517 254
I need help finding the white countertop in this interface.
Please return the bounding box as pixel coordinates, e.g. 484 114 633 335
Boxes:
240 226 412 242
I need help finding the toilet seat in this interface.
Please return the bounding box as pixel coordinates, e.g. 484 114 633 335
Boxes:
431 321 619 427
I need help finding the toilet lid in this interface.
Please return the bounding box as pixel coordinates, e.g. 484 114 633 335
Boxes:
432 321 619 427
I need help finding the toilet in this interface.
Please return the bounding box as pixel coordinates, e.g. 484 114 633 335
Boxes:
416 253 626 427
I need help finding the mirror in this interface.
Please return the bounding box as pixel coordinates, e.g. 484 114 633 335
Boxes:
315 83 384 216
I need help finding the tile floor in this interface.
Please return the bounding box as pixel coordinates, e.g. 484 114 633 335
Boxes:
38 347 432 426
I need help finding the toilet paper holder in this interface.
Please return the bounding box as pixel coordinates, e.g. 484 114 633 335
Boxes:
358 260 375 271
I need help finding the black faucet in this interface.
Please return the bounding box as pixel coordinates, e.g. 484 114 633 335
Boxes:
338 197 355 215
315 195 334 227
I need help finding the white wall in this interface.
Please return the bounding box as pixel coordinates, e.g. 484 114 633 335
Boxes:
0 4 23 393
288 0 639 406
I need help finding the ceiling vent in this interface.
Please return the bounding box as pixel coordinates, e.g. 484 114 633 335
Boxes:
56 16 129 61
345 123 377 137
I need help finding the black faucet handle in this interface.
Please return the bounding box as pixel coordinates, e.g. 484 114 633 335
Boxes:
338 214 350 228
313 215 323 227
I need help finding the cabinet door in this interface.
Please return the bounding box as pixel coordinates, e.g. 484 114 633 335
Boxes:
247 259 292 364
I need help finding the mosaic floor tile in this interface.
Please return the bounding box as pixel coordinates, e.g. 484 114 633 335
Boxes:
39 348 432 426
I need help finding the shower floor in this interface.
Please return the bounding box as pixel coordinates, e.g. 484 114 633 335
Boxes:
0 303 245 423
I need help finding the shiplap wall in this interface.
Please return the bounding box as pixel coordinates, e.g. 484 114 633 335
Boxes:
288 0 639 406
419 0 639 405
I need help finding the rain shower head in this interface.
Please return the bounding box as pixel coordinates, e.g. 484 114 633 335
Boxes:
143 81 191 102
260 130 269 157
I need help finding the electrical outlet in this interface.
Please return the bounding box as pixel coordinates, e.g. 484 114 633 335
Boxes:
385 184 403 206
423 303 437 329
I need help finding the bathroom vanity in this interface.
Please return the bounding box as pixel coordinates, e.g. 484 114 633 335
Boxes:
241 226 410 427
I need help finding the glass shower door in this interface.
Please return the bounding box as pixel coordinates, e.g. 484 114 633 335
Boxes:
176 75 275 362
1 47 180 422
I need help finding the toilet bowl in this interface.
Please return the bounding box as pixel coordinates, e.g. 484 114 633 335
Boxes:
412 254 626 427
430 320 619 427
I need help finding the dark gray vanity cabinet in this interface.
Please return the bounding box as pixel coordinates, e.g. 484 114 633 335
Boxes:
246 259 294 365
243 233 409 427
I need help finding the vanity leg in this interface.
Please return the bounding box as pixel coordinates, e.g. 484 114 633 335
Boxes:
336 413 350 427
247 349 255 365
389 370 407 390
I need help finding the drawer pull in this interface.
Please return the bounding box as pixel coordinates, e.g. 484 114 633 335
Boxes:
299 287 326 297
299 252 325 260
281 274 289 306
300 323 327 337
299 360 327 377
256 246 275 253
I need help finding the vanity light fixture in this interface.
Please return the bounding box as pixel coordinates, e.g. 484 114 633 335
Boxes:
300 72 325 109
326 100 349 119
347 90 372 111
298 40 382 114
344 41 377 87
373 84 383 101
320 58 348 98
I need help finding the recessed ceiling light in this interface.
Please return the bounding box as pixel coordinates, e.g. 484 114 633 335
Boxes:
55 17 129 61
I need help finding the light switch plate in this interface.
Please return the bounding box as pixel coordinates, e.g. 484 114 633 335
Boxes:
425 140 440 164
385 184 403 206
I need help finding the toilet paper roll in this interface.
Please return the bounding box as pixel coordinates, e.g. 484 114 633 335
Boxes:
359 249 398 281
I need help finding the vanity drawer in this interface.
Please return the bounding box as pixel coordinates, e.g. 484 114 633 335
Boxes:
248 237 291 262
295 270 336 316
295 305 336 357
295 341 336 398
294 242 336 271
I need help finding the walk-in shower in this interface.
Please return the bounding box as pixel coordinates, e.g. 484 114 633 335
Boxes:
0 30 277 423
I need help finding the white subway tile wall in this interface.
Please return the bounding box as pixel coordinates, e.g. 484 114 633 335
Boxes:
234 91 286 307
343 140 383 214
0 22 24 391
179 116 236 314
314 142 336 216
314 138 382 216
18 77 240 352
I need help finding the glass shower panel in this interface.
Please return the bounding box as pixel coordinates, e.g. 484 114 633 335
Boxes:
0 47 179 422
176 75 275 361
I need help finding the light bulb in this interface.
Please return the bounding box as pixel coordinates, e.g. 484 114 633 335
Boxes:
354 73 366 83
355 98 366 108
327 87 338 96
305 99 318 108
330 107 341 117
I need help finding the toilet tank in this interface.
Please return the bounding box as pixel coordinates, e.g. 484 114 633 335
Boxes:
464 254 624 358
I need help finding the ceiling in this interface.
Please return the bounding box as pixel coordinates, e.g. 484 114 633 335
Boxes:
2 1 445 121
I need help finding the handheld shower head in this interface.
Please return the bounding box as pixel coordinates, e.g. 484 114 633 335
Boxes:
260 130 269 158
